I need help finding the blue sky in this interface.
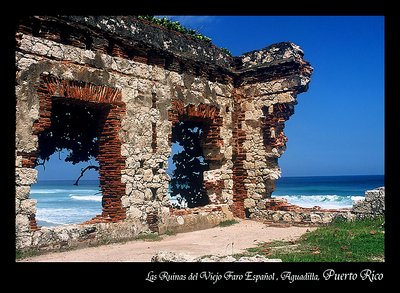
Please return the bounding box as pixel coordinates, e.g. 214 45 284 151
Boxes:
36 16 384 180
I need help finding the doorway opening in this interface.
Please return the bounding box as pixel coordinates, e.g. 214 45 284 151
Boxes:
33 98 106 225
169 120 210 208
27 74 126 227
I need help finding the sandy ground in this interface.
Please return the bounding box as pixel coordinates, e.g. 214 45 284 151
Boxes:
19 220 315 262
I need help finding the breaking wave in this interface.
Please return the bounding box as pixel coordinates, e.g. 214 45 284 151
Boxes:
273 194 365 209
70 194 102 202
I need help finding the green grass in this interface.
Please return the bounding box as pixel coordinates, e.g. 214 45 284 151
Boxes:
165 230 177 236
16 249 41 260
219 219 240 227
238 217 384 262
135 233 163 242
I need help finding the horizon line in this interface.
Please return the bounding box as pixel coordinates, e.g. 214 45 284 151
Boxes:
36 174 384 181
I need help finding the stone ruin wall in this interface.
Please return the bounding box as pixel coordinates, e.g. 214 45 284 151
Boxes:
352 187 385 219
250 187 385 226
15 16 312 251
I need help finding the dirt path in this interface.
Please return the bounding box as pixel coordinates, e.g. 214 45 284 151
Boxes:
19 220 315 262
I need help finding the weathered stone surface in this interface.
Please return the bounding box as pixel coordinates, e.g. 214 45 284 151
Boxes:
176 216 185 225
151 251 196 262
61 16 232 68
16 186 30 200
143 169 153 182
15 168 37 185
16 214 30 233
128 207 143 219
244 198 256 209
22 221 147 251
120 195 130 208
199 255 236 262
310 214 322 223
16 232 32 248
234 255 282 262
250 198 357 225
16 199 21 214
20 199 37 215
352 187 385 218
151 251 282 262
158 205 232 234
15 16 312 252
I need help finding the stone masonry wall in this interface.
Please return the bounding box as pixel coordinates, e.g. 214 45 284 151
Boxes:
250 197 355 226
250 187 385 226
235 43 312 216
15 16 312 251
352 187 385 219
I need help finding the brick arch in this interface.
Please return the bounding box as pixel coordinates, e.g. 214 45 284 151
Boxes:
168 100 223 154
23 73 126 227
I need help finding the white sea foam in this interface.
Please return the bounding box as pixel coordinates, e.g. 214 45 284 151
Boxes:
351 196 365 202
31 188 99 194
36 219 64 227
30 189 67 194
35 207 99 226
70 194 102 202
273 194 364 209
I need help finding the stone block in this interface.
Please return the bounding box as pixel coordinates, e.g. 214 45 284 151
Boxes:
16 199 21 214
176 216 185 225
244 198 256 209
143 169 153 182
282 213 293 222
15 168 37 185
15 155 22 168
20 199 37 215
271 213 281 221
310 213 322 224
16 233 32 249
224 180 233 189
16 186 30 200
321 213 334 224
243 161 254 169
292 213 303 223
16 214 30 233
144 188 153 200
121 196 130 208
129 207 143 219
132 190 145 200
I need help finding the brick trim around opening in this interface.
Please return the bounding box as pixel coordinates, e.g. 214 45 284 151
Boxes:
168 100 225 203
28 74 126 227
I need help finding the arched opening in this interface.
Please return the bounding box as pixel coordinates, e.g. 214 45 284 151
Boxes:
169 120 210 208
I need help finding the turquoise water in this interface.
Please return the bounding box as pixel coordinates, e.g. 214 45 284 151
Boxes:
30 175 384 226
30 180 101 227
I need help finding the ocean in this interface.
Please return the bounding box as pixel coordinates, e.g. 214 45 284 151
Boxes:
30 175 384 227
273 175 384 209
30 180 102 227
